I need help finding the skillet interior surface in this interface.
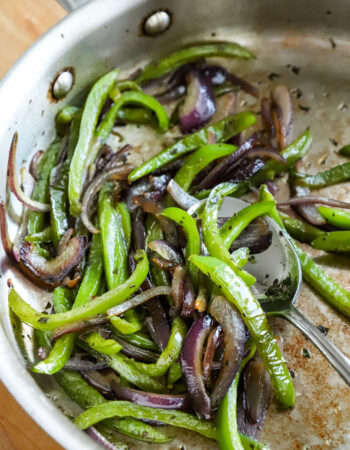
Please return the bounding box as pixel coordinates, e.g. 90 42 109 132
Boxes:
0 0 350 448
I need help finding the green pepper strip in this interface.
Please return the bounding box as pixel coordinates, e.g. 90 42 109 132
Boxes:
135 42 255 83
113 331 159 352
99 183 129 290
74 233 104 308
25 226 52 243
129 112 257 183
161 207 200 289
292 162 350 189
55 370 170 443
50 111 81 247
318 206 350 230
32 287 74 374
104 352 166 393
230 129 312 198
116 107 157 127
217 342 256 450
55 105 80 136
85 331 122 356
168 361 182 385
8 249 149 330
259 185 350 319
27 138 62 234
202 182 256 286
129 317 187 377
279 211 323 243
220 201 275 249
145 215 171 294
190 254 295 409
75 400 217 440
99 183 140 333
174 144 237 192
311 231 350 253
339 145 350 157
98 90 169 140
68 69 120 216
117 201 132 251
231 247 249 268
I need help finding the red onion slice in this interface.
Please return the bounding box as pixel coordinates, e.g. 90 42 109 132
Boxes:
8 133 50 212
179 70 216 134
29 150 44 180
171 265 186 315
86 427 120 450
107 286 172 317
111 382 191 411
210 295 246 409
180 276 196 319
148 239 184 265
278 195 350 209
112 335 159 363
19 236 88 289
271 85 294 149
180 315 213 419
226 72 259 98
0 202 13 258
203 325 222 388
166 179 198 210
81 165 133 234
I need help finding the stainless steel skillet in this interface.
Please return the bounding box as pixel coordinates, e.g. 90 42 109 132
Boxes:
1 0 350 448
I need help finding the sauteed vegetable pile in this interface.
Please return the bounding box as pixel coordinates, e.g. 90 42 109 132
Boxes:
2 41 350 449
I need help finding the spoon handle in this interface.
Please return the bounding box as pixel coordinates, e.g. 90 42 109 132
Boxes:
281 305 350 386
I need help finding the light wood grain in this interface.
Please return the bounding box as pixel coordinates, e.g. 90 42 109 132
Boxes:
0 1 66 448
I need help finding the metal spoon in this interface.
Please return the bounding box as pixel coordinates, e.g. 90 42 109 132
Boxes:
220 197 350 386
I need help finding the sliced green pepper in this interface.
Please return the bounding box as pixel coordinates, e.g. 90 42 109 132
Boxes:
174 144 237 192
50 111 81 247
117 201 132 251
279 211 323 243
55 105 80 136
84 331 122 356
98 183 128 290
27 138 62 234
55 370 170 443
74 232 104 308
311 231 350 253
115 107 157 127
190 254 295 409
129 112 257 183
129 317 187 377
9 249 149 330
32 287 74 375
219 201 275 249
292 162 350 189
161 207 200 289
113 331 158 352
202 182 256 286
318 206 350 230
106 353 166 393
339 145 350 157
75 400 217 440
231 247 249 268
135 42 255 83
217 343 256 450
25 227 52 243
98 90 169 141
68 69 120 216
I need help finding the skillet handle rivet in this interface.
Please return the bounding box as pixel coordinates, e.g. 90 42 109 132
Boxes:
52 70 74 100
143 10 171 37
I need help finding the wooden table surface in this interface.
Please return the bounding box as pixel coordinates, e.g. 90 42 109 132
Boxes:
0 2 67 448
